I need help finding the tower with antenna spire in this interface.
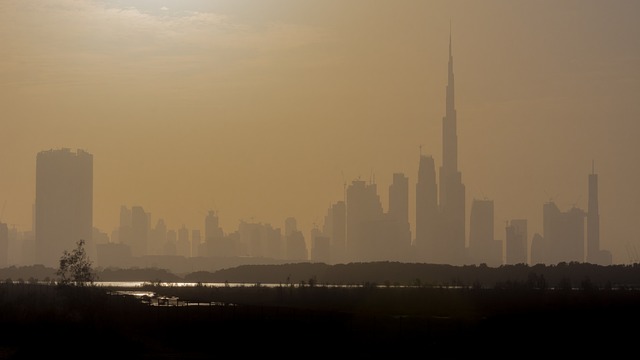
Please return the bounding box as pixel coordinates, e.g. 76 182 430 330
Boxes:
587 161 612 265
414 26 467 265
438 26 467 264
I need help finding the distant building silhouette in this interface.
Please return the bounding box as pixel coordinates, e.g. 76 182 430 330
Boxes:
533 201 585 265
176 224 190 257
264 224 283 259
131 206 150 257
165 229 177 256
191 229 201 257
388 173 411 259
586 163 612 265
35 148 93 267
0 222 8 268
116 205 150 257
530 232 546 265
93 227 109 246
469 199 501 266
284 218 307 261
414 31 466 265
310 226 330 263
321 200 346 264
505 219 528 265
236 220 283 259
149 218 167 256
117 206 132 254
438 30 467 265
204 210 225 256
346 180 384 262
284 217 297 237
345 176 411 262
415 155 439 262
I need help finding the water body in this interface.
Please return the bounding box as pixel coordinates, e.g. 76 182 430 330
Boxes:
95 281 375 288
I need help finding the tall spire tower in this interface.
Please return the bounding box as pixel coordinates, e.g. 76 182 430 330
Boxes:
586 162 611 265
587 161 599 263
443 22 458 175
438 25 466 264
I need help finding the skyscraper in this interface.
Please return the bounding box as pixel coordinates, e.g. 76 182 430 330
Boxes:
35 148 93 267
130 206 149 257
469 199 501 266
389 172 411 253
0 222 8 268
587 162 599 263
415 155 438 261
204 210 224 256
346 180 383 262
438 29 466 264
541 201 585 264
320 200 346 264
505 219 528 265
389 173 409 228
586 163 612 265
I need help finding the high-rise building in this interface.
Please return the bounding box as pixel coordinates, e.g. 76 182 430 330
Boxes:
417 31 466 265
346 180 384 262
176 224 190 257
541 201 585 264
469 199 501 266
530 233 546 265
0 222 8 268
285 217 307 261
438 30 467 265
264 224 283 259
284 217 297 237
191 229 201 258
310 227 330 263
389 173 409 228
149 219 167 256
505 219 528 265
415 155 438 261
204 210 224 256
130 206 149 257
389 172 411 254
321 200 346 264
165 229 177 256
35 148 93 267
330 201 346 264
586 163 612 265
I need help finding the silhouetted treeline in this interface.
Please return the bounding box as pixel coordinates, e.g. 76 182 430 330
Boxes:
0 265 56 282
185 261 640 289
0 266 182 283
97 267 182 282
5 261 640 289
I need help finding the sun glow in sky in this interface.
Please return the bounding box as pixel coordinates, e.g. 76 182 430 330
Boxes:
1 0 640 263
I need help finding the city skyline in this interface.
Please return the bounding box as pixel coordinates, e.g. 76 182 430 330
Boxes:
3 29 613 269
2 1 640 264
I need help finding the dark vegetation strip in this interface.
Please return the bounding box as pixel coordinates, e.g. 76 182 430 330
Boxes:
3 262 640 289
1 282 639 358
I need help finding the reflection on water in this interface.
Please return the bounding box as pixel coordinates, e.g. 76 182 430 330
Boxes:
107 288 238 307
97 281 259 288
96 281 376 288
100 281 373 306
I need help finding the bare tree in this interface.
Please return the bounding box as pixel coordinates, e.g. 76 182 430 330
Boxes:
57 239 96 286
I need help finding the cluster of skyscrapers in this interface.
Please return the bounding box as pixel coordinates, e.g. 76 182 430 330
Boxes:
0 33 612 270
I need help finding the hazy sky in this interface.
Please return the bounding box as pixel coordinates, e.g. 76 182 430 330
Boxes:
1 0 639 264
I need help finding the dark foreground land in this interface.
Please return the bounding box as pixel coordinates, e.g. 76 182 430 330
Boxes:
1 283 639 359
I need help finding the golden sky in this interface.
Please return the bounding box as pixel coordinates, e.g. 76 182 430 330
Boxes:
1 0 639 263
